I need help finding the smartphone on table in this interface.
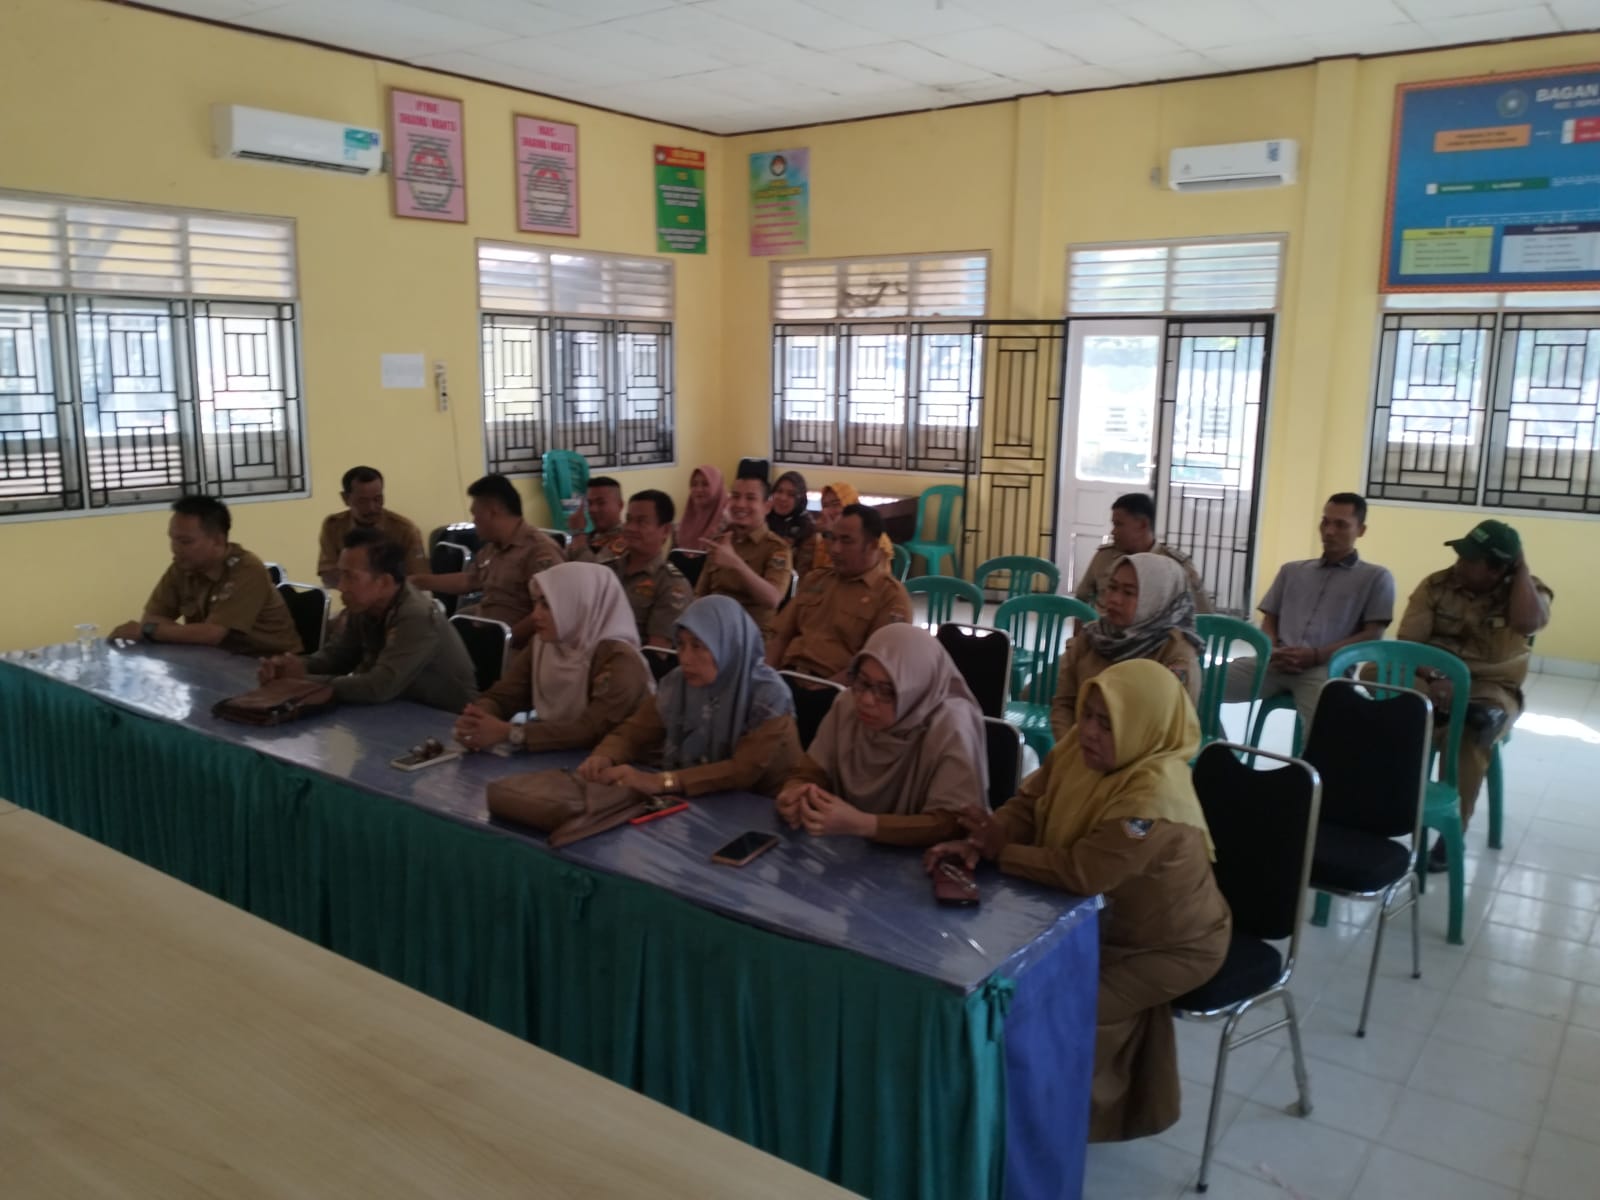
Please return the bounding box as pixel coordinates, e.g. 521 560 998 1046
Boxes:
711 831 779 867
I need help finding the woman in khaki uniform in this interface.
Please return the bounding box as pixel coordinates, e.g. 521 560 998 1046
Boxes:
454 562 652 753
578 595 801 797
929 659 1230 1142
1051 553 1203 741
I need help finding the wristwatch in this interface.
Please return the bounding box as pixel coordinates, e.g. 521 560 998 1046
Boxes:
660 771 680 794
141 621 159 643
508 723 526 750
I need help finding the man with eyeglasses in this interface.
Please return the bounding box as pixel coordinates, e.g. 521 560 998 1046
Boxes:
767 503 912 682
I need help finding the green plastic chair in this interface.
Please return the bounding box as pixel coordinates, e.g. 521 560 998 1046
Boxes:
1321 640 1472 945
974 555 1061 603
540 449 589 531
1195 614 1272 747
906 575 983 627
995 595 1095 759
890 543 911 581
902 484 964 577
1485 737 1507 851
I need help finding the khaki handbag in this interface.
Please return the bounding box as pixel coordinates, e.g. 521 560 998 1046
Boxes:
486 769 652 847
212 678 336 726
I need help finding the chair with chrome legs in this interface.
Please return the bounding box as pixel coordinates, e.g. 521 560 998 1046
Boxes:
1301 677 1433 1036
1174 741 1321 1193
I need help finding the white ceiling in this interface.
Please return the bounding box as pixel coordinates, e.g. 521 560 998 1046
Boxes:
138 0 1600 133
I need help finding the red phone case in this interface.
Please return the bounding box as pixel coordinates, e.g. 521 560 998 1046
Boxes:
933 860 980 906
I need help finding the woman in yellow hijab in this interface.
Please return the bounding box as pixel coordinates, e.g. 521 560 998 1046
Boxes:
812 481 894 570
926 658 1230 1142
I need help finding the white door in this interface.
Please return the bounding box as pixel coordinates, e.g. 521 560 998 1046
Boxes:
1056 320 1165 594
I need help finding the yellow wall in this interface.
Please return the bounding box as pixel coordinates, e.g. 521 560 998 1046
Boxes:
4 0 1598 659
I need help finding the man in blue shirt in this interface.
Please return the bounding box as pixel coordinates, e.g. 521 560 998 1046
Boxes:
1226 493 1396 735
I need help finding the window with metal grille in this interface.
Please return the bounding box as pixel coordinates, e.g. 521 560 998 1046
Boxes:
1367 307 1600 515
1066 238 1284 316
771 253 987 471
477 242 673 474
0 191 302 518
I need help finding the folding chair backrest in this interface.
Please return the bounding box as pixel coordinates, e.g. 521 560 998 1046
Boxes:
1193 742 1320 944
449 614 512 692
263 562 284 585
668 549 706 588
974 554 1061 602
1328 639 1471 789
934 623 1010 718
536 528 570 549
643 646 679 683
983 717 1023 810
1194 613 1272 743
782 671 844 750
276 582 329 654
1301 677 1432 841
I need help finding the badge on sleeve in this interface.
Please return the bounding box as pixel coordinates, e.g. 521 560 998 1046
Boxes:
1122 818 1153 839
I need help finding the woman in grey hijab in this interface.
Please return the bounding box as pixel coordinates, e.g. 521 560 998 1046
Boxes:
580 595 799 796
777 623 989 845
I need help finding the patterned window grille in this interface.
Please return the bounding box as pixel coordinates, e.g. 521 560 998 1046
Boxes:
771 253 987 471
0 192 302 517
1368 310 1600 514
478 242 674 474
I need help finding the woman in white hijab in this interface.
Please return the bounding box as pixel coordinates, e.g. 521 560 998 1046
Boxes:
1050 552 1202 741
454 562 652 753
777 623 989 845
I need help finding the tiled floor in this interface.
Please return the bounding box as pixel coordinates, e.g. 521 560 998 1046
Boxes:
1085 671 1600 1199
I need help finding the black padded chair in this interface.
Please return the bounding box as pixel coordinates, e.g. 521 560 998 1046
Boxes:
450 614 512 692
536 528 570 549
643 646 679 683
276 581 329 654
1301 677 1433 1037
669 549 707 588
781 671 844 750
1174 742 1321 1193
263 561 285 585
429 540 470 618
429 522 480 555
935 622 1011 718
779 569 799 610
736 456 770 482
982 717 1023 810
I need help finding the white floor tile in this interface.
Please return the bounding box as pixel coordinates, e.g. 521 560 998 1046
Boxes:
1485 891 1598 944
1470 923 1600 986
1570 983 1600 1032
1249 1052 1399 1141
1311 968 1449 1036
1431 994 1567 1069
1495 865 1600 912
1451 955 1576 1023
1351 1145 1518 1200
1556 1024 1600 1084
1524 1128 1600 1200
1299 1003 1427 1083
1215 1100 1371 1200
1379 1089 1536 1189
1405 1036 1553 1126
1152 1074 1246 1161
1187 1161 1308 1199
1174 1021 1284 1099
1081 1137 1197 1200
1542 1074 1600 1145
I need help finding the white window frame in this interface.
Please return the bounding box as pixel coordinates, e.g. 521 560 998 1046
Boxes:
1066 235 1287 317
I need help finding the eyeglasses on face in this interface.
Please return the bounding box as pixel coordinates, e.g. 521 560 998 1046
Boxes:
848 672 896 704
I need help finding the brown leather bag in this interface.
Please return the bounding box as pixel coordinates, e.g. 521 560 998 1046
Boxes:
212 678 335 726
486 769 652 847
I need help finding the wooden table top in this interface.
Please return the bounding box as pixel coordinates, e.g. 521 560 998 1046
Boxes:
0 808 857 1199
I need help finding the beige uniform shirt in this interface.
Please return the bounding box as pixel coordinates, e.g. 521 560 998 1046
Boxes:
316 510 428 581
1075 542 1213 614
694 526 793 634
610 552 693 644
460 521 565 625
770 564 914 680
475 639 651 752
145 543 301 657
567 524 627 565
594 696 801 798
1397 568 1554 704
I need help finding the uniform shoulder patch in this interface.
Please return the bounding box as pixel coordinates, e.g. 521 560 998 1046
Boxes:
1122 818 1153 839
767 554 787 572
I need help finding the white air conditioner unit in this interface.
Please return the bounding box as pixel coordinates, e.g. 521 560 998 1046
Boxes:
1168 139 1297 193
212 104 383 176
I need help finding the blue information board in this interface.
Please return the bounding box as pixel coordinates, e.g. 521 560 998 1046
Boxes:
1383 64 1600 292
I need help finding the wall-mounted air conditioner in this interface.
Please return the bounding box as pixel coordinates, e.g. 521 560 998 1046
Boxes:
212 104 383 176
1169 140 1298 192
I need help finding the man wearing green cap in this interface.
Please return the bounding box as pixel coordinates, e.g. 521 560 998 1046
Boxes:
1398 519 1552 870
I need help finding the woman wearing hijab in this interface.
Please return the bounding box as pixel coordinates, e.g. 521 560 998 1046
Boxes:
928 659 1230 1142
1051 552 1202 741
676 464 727 551
454 562 652 753
577 595 801 796
812 481 893 571
767 470 819 574
777 623 988 844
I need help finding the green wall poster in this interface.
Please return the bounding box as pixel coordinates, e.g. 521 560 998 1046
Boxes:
655 145 707 255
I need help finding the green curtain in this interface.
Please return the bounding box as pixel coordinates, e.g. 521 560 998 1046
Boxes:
1 664 1010 1199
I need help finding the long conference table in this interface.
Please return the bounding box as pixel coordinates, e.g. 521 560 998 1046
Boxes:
0 643 1099 1200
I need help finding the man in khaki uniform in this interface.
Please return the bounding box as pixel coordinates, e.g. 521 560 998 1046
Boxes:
1397 519 1552 868
1075 493 1211 613
767 504 913 681
565 475 627 565
111 495 300 656
694 475 792 635
315 465 428 587
612 489 692 647
409 474 563 649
